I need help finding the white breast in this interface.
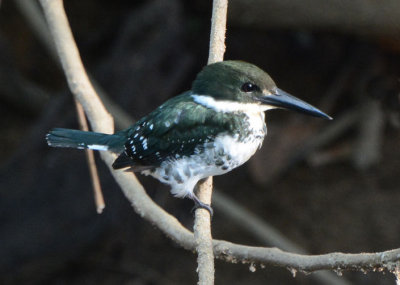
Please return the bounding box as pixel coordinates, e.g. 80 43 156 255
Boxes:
214 136 261 169
142 111 267 199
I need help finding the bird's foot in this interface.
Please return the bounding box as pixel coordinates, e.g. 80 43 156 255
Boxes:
191 195 214 217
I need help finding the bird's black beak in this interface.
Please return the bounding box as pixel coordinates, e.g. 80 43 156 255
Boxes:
257 88 332 120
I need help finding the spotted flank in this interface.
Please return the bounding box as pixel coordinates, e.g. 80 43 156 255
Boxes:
142 132 264 197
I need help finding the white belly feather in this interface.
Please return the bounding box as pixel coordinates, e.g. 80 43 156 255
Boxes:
142 111 266 198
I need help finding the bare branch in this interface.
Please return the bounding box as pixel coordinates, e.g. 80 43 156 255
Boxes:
75 101 105 213
39 0 400 280
194 1 228 283
208 0 228 64
194 178 215 285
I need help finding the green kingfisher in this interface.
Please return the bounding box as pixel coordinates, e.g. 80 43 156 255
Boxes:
46 61 331 214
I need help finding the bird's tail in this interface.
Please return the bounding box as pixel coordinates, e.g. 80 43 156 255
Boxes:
46 128 126 153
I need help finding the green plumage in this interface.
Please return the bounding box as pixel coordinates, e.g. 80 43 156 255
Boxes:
113 92 251 170
47 128 127 153
192 61 276 103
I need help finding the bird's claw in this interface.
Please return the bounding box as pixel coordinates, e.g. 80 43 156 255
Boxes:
191 195 214 217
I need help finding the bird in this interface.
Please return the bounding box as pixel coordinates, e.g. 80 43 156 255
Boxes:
46 60 331 215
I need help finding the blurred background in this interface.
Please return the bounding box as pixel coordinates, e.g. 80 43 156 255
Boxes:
1 0 400 284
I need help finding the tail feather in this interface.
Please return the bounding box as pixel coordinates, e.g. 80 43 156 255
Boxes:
46 128 125 153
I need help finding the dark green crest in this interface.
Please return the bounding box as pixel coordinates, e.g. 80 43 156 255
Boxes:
192 61 277 103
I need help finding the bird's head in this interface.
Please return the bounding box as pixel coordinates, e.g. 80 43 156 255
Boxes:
192 60 331 119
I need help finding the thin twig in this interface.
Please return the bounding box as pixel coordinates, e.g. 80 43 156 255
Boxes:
194 0 228 284
75 101 105 213
38 0 111 215
39 0 400 279
194 177 215 285
207 0 228 65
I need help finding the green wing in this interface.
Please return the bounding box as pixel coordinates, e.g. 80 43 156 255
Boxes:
112 93 247 170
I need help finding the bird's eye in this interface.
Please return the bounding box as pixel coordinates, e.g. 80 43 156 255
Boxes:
241 82 259 93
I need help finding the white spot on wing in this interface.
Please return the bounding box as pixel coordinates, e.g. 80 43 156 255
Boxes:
87 144 109 151
142 138 148 150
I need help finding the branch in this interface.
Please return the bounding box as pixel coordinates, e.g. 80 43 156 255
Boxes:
194 178 215 285
194 0 228 284
39 0 400 280
207 0 228 65
75 101 105 213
